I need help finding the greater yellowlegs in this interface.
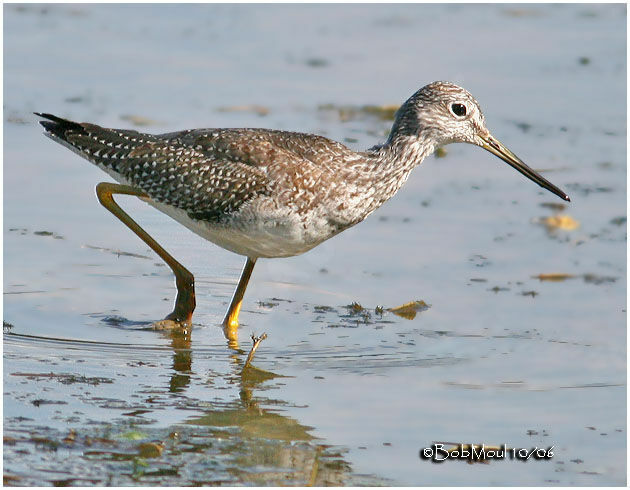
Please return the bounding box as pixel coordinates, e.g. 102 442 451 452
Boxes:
37 81 569 342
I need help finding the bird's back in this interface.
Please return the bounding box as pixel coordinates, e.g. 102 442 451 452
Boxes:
39 115 361 217
37 114 374 257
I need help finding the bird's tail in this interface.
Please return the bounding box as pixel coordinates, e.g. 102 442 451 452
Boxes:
35 112 86 142
34 112 157 180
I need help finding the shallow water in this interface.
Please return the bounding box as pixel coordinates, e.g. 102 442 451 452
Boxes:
3 3 626 486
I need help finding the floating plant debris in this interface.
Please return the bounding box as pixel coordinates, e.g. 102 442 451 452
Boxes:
541 215 580 231
533 273 575 282
387 300 430 320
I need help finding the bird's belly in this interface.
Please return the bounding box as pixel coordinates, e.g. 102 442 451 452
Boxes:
147 200 335 259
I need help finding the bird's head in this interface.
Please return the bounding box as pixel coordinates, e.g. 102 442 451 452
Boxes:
390 81 570 201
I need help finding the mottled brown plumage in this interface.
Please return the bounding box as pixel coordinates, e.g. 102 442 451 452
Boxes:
37 82 569 259
37 82 569 334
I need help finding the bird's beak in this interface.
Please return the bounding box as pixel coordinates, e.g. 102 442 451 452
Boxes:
478 132 570 202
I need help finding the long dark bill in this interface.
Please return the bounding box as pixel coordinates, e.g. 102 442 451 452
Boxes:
480 134 570 202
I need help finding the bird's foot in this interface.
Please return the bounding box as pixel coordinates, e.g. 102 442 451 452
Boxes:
222 299 243 348
222 319 240 349
243 333 267 370
152 309 193 330
152 318 188 331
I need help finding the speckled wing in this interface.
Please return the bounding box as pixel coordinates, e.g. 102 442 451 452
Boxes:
164 127 355 172
151 127 359 216
36 114 271 223
114 137 272 222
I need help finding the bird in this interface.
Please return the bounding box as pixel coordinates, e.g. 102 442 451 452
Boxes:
37 81 570 343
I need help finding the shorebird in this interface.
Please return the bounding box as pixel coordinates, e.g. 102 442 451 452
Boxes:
37 81 569 342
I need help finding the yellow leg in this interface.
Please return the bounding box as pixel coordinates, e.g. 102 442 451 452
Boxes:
95 182 196 325
222 257 256 342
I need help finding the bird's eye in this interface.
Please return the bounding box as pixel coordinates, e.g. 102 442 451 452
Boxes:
451 103 467 117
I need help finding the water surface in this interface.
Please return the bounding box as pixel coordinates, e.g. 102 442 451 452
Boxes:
4 4 626 485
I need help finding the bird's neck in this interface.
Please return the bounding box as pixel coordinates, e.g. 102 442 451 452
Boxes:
349 131 437 220
379 130 436 167
367 130 437 188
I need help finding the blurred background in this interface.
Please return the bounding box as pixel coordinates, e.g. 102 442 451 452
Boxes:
4 3 626 485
